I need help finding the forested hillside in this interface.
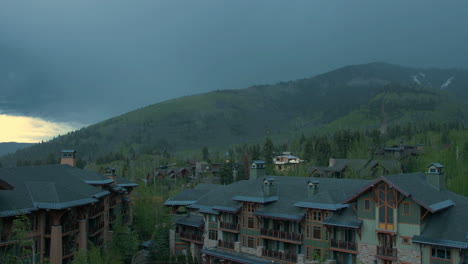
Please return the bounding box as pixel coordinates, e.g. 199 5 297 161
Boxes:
1 62 467 167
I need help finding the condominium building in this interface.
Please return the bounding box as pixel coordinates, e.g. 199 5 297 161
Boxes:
0 150 137 264
164 161 468 264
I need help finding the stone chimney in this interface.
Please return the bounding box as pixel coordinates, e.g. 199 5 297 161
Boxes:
104 167 117 184
329 158 336 167
60 150 76 167
263 177 275 196
250 160 266 180
307 179 320 197
426 163 445 191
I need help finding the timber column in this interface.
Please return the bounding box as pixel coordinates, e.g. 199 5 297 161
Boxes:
77 206 88 250
103 197 110 243
49 212 63 264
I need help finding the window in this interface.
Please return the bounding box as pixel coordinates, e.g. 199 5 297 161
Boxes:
376 183 395 230
247 217 254 229
209 229 217 240
402 202 411 215
313 226 321 240
248 237 254 248
243 235 255 248
209 215 217 222
364 199 371 211
432 247 451 260
401 237 411 245
313 211 322 222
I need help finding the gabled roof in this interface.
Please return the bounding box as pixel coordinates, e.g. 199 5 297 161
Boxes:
427 162 444 168
343 173 455 213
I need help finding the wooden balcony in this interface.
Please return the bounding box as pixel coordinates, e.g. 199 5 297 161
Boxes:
262 248 297 263
330 239 357 253
260 228 302 244
179 232 204 244
219 221 239 233
376 246 397 260
218 240 235 250
62 221 79 235
89 205 105 218
88 221 105 237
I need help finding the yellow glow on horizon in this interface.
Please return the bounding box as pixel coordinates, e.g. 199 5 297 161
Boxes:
0 114 79 143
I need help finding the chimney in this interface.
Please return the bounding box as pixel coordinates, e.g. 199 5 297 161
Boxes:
263 177 275 196
61 150 76 167
250 160 266 180
426 163 445 191
307 179 320 197
329 158 336 167
104 167 117 184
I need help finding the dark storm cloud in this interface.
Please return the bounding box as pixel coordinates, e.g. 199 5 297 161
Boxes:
1 0 467 123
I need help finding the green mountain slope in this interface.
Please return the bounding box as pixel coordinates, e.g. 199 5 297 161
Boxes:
2 62 467 166
0 143 35 157
326 85 467 131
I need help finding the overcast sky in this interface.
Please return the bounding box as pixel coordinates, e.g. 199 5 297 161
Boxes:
1 0 468 126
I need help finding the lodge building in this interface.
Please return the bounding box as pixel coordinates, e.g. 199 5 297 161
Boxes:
0 150 137 264
164 161 468 264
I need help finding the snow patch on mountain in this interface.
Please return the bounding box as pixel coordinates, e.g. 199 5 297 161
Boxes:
412 75 421 85
441 76 454 89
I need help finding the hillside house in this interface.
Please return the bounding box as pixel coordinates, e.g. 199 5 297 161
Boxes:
164 161 467 264
274 152 301 171
0 150 137 264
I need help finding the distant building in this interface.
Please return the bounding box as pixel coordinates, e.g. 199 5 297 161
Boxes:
165 161 468 264
0 150 137 264
308 158 401 178
274 152 301 171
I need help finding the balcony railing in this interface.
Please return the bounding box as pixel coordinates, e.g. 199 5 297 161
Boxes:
0 232 13 244
377 246 397 259
219 221 239 232
262 248 297 263
260 228 302 243
218 240 235 250
63 245 75 257
179 232 203 244
89 205 105 217
88 221 105 236
62 221 79 234
330 239 357 252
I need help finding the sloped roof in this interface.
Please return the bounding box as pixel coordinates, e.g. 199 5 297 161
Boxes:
166 176 370 222
323 207 362 229
0 165 112 216
175 215 204 228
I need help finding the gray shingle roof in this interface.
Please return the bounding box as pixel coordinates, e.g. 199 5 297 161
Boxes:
323 207 362 229
0 165 112 215
175 215 204 228
202 248 273 264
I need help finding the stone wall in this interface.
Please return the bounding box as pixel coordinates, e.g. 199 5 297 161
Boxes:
357 242 377 264
169 229 175 255
398 248 421 264
204 237 218 249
